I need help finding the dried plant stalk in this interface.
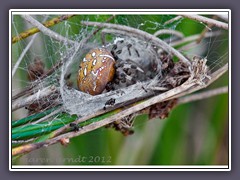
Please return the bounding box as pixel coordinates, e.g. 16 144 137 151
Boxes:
12 15 76 44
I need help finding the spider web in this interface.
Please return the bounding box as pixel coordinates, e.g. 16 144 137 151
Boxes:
11 13 229 141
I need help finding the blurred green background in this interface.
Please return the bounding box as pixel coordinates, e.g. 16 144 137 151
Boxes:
12 14 229 165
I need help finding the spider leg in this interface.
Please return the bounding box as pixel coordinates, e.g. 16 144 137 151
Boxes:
116 50 122 54
135 49 140 57
127 44 132 56
112 44 117 50
111 51 119 60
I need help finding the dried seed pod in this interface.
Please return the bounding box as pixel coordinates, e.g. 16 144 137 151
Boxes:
148 99 178 119
27 57 45 81
77 48 115 95
105 114 135 136
69 123 81 132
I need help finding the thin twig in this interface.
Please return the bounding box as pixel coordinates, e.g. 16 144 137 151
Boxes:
52 112 101 138
164 16 182 25
154 29 184 39
180 14 228 30
12 138 36 144
12 34 37 77
12 86 59 111
177 41 197 52
12 142 46 156
203 63 228 88
179 86 228 104
101 28 154 46
81 21 191 65
12 15 76 44
148 87 169 91
196 15 218 44
170 31 222 47
86 15 116 42
21 15 77 45
217 15 228 22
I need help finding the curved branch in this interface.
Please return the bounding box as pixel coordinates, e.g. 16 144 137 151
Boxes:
81 21 191 65
180 14 228 30
164 16 182 25
170 31 222 47
154 29 184 39
12 33 38 77
179 86 228 104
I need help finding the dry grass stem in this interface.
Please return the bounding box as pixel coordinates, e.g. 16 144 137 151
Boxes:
180 14 228 30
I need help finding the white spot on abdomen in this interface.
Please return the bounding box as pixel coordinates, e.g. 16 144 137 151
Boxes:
99 54 115 61
92 52 96 57
92 59 97 66
84 67 87 76
91 70 99 76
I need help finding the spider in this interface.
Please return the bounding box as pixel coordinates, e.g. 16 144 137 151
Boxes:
77 37 160 95
76 35 171 136
69 122 81 132
103 98 116 110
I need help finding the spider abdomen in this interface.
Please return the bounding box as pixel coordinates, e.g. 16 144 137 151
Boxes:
77 48 115 95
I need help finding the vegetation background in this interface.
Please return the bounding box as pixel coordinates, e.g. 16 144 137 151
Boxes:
12 14 229 165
